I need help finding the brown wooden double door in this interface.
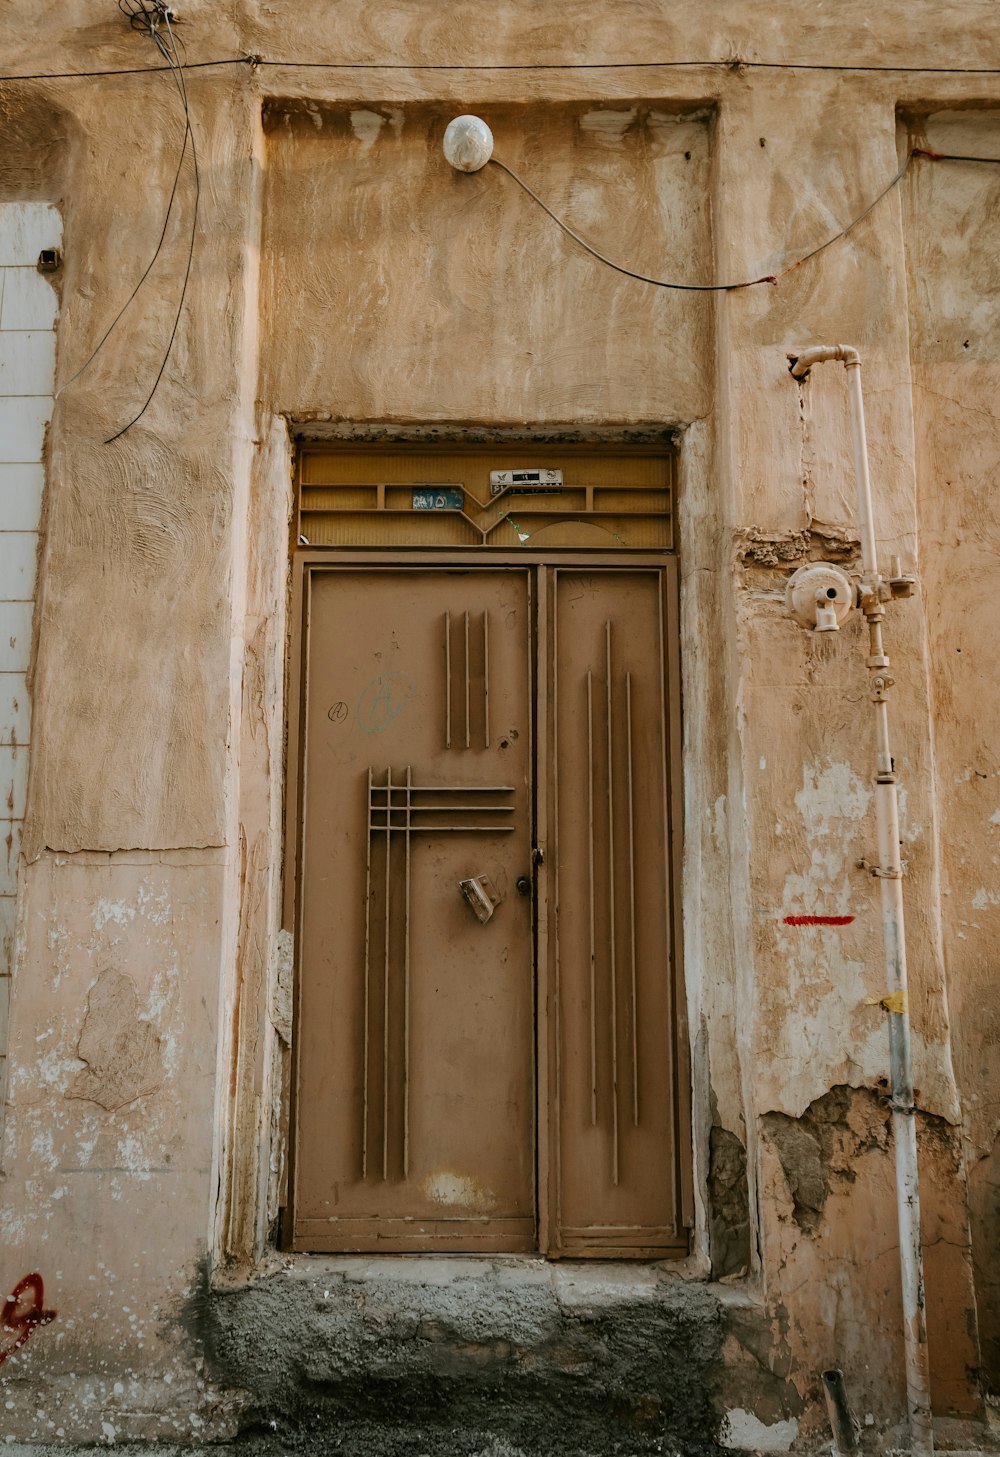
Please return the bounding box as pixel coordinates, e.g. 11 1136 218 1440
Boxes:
290 561 691 1257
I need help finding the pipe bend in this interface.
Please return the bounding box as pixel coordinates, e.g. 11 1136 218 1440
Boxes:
788 344 861 378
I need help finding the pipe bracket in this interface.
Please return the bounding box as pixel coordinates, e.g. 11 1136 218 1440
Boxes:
856 858 905 879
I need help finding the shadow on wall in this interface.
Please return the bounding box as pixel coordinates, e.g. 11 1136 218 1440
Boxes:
0 87 73 205
970 1137 1000 1394
708 1124 751 1278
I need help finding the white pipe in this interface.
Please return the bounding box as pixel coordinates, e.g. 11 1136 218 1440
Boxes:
788 345 934 1457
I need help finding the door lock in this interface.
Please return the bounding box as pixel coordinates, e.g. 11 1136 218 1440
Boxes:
516 876 531 896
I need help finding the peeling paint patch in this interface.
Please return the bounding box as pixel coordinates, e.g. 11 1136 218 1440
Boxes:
720 1408 798 1451
65 970 163 1112
422 1171 496 1211
92 898 137 931
793 761 871 837
579 108 637 141
30 1128 57 1171
270 928 293 1046
762 1086 889 1234
737 523 858 569
116 1132 152 1178
350 109 386 152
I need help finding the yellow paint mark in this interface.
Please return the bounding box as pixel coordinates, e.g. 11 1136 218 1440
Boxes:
865 990 908 1015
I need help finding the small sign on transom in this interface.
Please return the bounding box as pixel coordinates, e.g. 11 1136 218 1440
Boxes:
490 468 564 496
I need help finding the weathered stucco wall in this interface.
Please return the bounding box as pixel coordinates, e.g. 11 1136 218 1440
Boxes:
905 109 1000 1394
24 72 260 856
259 100 712 425
0 39 263 1446
712 81 979 1429
0 2 999 1451
1 853 231 1442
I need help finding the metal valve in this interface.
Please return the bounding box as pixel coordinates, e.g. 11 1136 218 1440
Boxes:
887 555 916 600
785 562 857 632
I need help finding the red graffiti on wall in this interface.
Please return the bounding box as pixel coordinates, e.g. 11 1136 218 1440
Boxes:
783 914 855 926
0 1274 56 1368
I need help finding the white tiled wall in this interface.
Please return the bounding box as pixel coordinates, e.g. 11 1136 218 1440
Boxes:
0 202 61 1103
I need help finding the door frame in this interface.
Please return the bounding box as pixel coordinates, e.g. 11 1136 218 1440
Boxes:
282 550 692 1255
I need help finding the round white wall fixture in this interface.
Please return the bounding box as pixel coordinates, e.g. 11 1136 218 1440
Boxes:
785 561 857 632
443 115 494 172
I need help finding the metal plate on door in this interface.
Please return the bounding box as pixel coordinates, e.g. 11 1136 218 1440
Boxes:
459 873 502 924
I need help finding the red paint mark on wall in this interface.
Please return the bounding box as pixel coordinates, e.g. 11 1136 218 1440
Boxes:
783 914 855 926
0 1273 56 1368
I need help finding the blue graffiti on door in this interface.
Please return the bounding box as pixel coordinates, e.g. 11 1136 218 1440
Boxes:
355 672 416 735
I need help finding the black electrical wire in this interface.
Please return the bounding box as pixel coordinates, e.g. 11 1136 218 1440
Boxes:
5 56 1000 79
768 150 917 282
104 7 200 443
913 149 1000 164
490 149 921 293
58 1 194 401
118 0 159 32
15 15 1000 418
489 157 774 291
252 57 1000 75
0 58 242 80
56 89 190 397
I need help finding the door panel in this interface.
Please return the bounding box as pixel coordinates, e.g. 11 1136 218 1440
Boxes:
547 569 687 1257
293 568 535 1252
291 558 689 1258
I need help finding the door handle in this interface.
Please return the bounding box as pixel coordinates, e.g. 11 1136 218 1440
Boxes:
459 874 501 924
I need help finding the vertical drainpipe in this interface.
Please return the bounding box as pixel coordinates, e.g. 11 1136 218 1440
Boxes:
788 345 934 1457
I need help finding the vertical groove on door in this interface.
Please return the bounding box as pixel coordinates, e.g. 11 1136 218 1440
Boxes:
444 611 452 750
550 573 562 1249
586 669 597 1127
403 765 412 1178
656 578 676 1114
626 672 639 1127
383 766 392 1182
605 621 619 1187
464 610 471 750
483 610 491 749
362 766 373 1180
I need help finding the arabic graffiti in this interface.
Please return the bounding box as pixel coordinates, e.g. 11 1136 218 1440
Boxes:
355 672 415 736
0 1273 56 1368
